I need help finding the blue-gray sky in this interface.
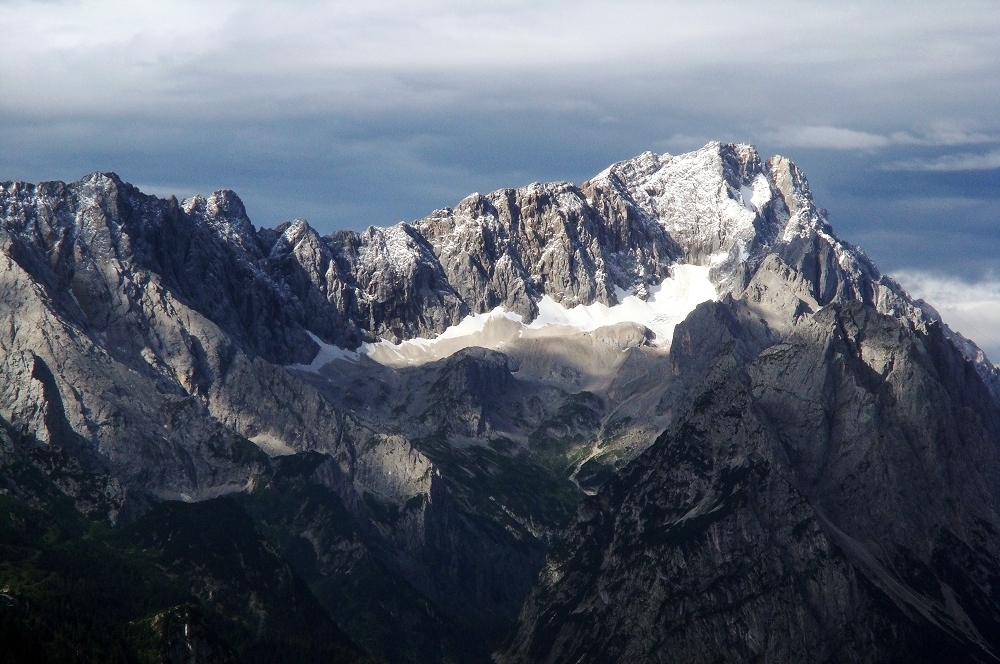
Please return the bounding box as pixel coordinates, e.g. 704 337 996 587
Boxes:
2 0 999 359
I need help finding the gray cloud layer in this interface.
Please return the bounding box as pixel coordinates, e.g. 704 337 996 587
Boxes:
4 1 999 120
886 149 1000 171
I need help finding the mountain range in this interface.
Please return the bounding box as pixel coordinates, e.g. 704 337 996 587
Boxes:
1 142 998 663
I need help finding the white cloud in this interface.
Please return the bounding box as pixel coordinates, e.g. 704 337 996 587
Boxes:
888 123 998 146
884 149 1000 171
764 126 891 150
891 270 1000 362
765 124 998 151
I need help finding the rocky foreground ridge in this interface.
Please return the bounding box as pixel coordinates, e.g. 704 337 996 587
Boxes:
1 143 999 663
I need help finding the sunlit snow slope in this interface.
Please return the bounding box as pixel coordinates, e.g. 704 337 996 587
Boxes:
293 265 715 369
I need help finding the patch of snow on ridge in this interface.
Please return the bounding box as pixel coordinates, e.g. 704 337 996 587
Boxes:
290 331 360 371
531 264 716 345
363 309 524 366
739 175 771 213
750 173 772 210
289 265 716 370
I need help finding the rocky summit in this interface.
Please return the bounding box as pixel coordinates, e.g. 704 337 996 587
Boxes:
1 142 999 663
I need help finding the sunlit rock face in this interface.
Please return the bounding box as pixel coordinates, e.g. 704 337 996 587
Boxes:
2 142 999 663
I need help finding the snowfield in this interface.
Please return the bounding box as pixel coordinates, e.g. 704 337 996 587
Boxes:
291 264 716 370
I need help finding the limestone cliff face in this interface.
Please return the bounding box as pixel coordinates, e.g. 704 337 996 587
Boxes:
0 170 554 662
5 143 990 376
413 181 681 317
0 174 367 501
2 142 999 664
501 300 1000 664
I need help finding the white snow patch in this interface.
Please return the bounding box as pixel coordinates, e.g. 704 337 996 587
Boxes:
289 264 717 370
750 173 772 209
709 250 730 266
739 175 771 213
361 308 524 366
289 331 360 372
737 239 749 262
530 264 716 345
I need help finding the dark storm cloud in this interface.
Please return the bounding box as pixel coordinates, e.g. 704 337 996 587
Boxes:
1 0 998 357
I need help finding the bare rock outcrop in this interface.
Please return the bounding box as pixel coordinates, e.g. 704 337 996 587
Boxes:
3 142 999 664
501 300 1000 664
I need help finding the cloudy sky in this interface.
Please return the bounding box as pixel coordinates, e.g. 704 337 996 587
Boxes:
2 0 998 359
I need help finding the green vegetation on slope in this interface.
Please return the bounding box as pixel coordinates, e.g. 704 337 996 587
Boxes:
0 489 373 664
